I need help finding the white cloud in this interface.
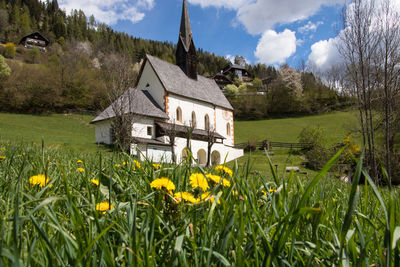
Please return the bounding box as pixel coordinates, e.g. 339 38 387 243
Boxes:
239 0 344 35
254 29 296 65
298 21 323 34
225 54 235 64
307 36 342 72
59 0 155 25
188 0 247 10
307 0 400 72
190 0 345 35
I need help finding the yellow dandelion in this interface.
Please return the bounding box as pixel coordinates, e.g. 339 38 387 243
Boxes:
189 173 209 191
214 165 233 177
153 163 162 170
96 201 114 214
262 189 277 195
232 190 238 196
349 144 361 154
222 179 231 187
0 155 5 160
150 177 176 192
90 179 100 186
200 192 220 204
206 174 231 187
174 192 199 204
132 160 141 170
77 160 83 164
29 174 52 188
114 164 121 168
344 136 351 144
77 167 85 172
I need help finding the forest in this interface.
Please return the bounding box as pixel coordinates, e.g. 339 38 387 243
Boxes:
0 0 345 117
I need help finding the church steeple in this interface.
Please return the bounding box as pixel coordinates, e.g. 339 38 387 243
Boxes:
176 0 197 80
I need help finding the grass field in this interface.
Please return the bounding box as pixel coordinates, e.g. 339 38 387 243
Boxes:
0 112 399 265
234 111 359 145
0 111 360 176
0 142 398 265
0 111 359 151
0 113 98 152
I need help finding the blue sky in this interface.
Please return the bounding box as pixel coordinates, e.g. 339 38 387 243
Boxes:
59 0 347 69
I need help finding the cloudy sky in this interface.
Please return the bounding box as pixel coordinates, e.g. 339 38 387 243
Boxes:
59 0 349 70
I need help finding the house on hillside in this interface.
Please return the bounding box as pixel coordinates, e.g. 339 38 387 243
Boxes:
91 0 243 165
222 64 251 82
19 32 49 52
213 63 252 88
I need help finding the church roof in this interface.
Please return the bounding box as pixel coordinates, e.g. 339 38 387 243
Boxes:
178 0 193 52
146 54 233 110
90 89 169 124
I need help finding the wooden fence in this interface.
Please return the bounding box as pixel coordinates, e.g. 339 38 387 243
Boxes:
235 140 310 150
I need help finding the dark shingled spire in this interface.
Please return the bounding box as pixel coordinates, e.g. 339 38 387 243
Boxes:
176 0 197 80
179 0 192 52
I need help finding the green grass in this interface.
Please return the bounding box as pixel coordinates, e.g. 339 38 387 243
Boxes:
0 111 360 176
0 113 99 152
0 142 399 265
234 111 359 145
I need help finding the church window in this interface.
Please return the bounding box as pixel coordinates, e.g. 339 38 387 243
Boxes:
176 107 182 122
191 111 197 128
147 126 153 136
226 123 231 136
205 114 210 131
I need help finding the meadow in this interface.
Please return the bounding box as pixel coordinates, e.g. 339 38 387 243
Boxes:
0 141 399 265
0 111 359 177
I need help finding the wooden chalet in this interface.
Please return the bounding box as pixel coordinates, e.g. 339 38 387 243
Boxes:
221 64 251 82
19 32 49 52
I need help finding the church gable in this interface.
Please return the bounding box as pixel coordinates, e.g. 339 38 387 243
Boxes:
146 54 233 110
136 59 168 111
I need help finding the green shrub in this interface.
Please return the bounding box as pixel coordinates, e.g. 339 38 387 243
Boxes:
27 47 40 63
222 84 238 97
298 126 326 151
3 42 16 58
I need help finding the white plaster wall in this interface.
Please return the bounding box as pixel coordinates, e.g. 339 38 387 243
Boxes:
173 137 243 164
132 116 155 139
147 145 172 163
136 61 166 109
94 121 112 144
167 94 214 130
136 143 148 161
215 107 234 146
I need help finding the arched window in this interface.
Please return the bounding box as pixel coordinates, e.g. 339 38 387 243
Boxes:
176 107 182 122
226 123 231 136
191 111 197 128
204 114 210 131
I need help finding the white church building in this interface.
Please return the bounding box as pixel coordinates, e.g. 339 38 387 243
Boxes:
91 0 243 165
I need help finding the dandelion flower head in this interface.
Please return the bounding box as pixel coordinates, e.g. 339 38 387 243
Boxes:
189 173 209 191
90 179 99 186
153 163 162 170
174 192 199 204
214 165 233 177
96 201 114 214
29 174 52 188
150 177 176 192
206 174 231 187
